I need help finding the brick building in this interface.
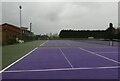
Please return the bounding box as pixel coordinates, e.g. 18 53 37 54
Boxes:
0 23 34 44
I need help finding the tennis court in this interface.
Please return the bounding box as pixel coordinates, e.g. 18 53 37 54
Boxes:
1 40 120 79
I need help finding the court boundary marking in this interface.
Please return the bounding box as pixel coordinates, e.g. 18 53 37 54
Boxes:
79 47 120 64
3 66 120 73
0 47 38 73
59 48 74 68
40 40 49 46
94 52 118 53
1 40 119 73
0 41 48 73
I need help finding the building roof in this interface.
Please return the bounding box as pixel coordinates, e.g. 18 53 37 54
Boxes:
0 23 34 36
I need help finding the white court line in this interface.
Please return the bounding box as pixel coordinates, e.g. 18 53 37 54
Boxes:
40 40 49 46
94 52 118 53
79 47 120 64
4 66 120 73
0 47 38 73
59 48 74 68
1 41 48 73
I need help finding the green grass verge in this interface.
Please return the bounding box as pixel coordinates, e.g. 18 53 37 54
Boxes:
2 40 46 69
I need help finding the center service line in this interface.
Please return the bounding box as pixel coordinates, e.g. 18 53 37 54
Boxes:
59 48 74 68
79 47 120 64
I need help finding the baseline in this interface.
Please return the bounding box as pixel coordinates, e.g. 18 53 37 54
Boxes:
4 66 120 73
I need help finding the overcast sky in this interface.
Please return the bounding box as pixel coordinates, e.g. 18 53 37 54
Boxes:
2 2 118 35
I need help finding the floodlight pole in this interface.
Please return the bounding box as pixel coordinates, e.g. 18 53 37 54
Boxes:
19 5 22 40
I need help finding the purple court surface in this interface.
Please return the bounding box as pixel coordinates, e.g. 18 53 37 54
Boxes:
2 40 120 79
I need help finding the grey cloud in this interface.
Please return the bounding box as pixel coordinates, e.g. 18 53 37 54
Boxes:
2 2 118 34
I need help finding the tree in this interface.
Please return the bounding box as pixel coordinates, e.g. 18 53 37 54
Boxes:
105 23 116 40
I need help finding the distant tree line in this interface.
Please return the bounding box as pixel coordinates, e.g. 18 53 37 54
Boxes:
59 30 106 38
59 24 120 40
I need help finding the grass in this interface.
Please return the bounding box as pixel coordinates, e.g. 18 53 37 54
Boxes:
2 40 46 69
